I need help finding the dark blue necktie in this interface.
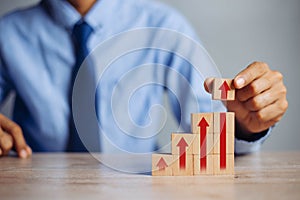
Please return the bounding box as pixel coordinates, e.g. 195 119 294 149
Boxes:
67 20 93 152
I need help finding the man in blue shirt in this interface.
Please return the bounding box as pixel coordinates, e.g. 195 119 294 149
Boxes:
0 0 288 158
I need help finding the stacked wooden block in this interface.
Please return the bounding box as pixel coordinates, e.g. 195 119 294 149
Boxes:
152 78 235 176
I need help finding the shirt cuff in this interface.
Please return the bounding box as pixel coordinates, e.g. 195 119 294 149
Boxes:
234 127 272 155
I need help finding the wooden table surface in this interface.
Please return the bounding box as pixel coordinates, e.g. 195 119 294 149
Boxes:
0 152 299 200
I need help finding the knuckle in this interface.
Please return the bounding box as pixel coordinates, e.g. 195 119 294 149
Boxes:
253 61 269 70
280 100 289 111
273 70 283 81
276 87 287 102
247 61 270 78
284 100 289 110
251 61 260 67
261 62 270 70
281 85 287 95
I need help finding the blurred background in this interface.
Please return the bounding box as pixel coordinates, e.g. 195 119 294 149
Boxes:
0 0 299 151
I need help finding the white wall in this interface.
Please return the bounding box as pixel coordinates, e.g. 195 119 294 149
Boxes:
1 0 299 151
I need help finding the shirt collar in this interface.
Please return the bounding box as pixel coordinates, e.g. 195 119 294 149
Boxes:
42 0 118 31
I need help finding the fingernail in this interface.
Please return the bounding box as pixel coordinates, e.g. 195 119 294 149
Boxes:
27 146 32 155
20 149 27 158
0 148 2 156
236 77 245 88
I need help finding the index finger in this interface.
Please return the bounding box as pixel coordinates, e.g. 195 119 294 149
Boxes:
234 62 269 89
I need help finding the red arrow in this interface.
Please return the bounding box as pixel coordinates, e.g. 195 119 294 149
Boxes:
156 157 168 171
198 117 209 170
177 137 188 169
219 81 231 99
220 113 226 169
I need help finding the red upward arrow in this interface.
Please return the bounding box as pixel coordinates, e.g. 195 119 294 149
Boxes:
219 81 231 99
220 113 227 169
177 138 188 169
198 117 209 170
198 117 209 137
156 157 168 171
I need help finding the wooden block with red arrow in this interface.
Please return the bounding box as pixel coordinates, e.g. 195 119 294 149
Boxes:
212 78 235 101
212 112 235 155
191 113 214 154
171 133 196 155
171 133 195 176
212 112 235 175
191 113 215 174
191 113 214 135
152 154 174 176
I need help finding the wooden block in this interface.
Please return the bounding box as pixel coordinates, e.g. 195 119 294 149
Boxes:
152 154 174 176
171 133 195 155
193 134 214 155
212 154 234 175
225 112 235 134
172 154 194 176
213 112 235 154
212 78 235 101
213 132 234 155
193 154 214 175
191 113 213 135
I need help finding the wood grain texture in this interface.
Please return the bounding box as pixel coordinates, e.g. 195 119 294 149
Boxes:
193 154 214 175
0 152 300 200
152 154 174 176
172 154 194 176
213 154 234 175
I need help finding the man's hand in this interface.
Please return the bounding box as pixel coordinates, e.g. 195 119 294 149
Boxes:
205 62 288 137
0 114 32 158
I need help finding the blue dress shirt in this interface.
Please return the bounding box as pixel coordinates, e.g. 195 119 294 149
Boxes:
0 0 269 153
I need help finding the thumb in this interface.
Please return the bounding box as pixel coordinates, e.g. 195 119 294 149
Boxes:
204 77 214 94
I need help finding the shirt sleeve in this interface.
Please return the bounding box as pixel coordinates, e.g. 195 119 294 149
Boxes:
235 127 272 154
